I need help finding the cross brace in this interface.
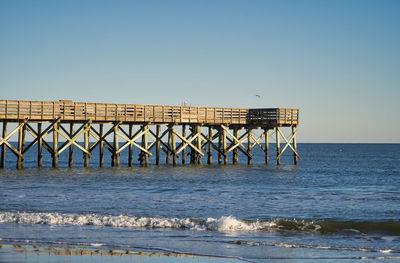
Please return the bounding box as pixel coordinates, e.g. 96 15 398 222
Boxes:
0 120 27 158
276 127 301 160
55 120 92 156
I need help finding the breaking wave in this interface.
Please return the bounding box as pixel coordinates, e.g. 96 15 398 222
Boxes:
1 212 399 235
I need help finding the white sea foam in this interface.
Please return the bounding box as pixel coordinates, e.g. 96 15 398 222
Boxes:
0 212 277 232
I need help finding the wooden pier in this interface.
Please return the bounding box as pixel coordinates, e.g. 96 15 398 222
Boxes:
0 100 300 168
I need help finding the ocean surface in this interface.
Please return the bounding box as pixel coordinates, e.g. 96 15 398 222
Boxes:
0 143 400 262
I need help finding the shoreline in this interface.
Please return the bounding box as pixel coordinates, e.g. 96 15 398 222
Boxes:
0 244 245 263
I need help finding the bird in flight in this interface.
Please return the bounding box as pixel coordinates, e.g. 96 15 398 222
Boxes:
255 94 261 98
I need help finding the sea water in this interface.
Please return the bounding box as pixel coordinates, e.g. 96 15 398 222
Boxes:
0 143 399 262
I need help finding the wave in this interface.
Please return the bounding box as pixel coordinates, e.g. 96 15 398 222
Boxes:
230 240 400 254
0 212 399 235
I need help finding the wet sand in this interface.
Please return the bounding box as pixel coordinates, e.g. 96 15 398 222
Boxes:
0 244 245 263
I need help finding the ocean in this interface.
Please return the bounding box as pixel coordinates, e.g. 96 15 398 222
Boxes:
0 143 399 262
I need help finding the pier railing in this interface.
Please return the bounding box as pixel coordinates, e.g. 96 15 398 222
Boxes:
0 100 298 126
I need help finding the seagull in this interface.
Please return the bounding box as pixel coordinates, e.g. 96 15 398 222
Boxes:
255 94 261 98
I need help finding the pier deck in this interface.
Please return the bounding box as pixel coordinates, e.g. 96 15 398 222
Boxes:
0 100 300 168
0 100 298 127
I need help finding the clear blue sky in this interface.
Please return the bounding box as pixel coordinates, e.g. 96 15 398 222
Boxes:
1 0 399 142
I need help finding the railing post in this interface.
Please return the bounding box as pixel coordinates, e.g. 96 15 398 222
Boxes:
5 100 8 119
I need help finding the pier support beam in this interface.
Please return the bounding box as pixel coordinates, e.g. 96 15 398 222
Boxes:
276 127 280 165
1 121 6 168
196 125 202 165
171 126 177 166
275 126 300 165
218 127 222 164
99 124 104 167
17 122 25 169
166 126 172 165
208 126 213 165
222 127 227 165
292 126 298 165
84 122 90 167
233 127 239 165
69 123 74 167
182 125 186 165
52 122 59 168
112 123 120 167
37 123 42 167
156 125 161 165
142 125 149 167
264 129 269 165
24 120 56 168
0 120 299 168
128 124 133 167
247 128 252 165
190 126 196 164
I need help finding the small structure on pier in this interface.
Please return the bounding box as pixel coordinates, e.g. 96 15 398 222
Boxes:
0 100 300 168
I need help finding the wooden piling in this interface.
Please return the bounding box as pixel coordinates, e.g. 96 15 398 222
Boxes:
143 125 149 167
208 126 212 165
17 123 25 169
1 121 6 168
247 128 252 165
128 124 133 167
172 126 177 166
182 125 186 164
233 127 239 165
190 126 196 164
166 126 171 165
113 124 120 167
84 123 90 167
292 126 298 165
99 124 104 167
156 125 160 165
37 123 42 167
69 123 74 167
218 127 222 164
52 122 59 168
276 127 280 165
264 129 269 165
223 127 227 165
196 125 202 165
